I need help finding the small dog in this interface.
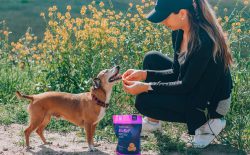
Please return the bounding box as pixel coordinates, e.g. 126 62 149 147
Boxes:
16 66 122 151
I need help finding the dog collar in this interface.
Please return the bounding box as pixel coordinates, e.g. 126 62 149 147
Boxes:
91 94 109 108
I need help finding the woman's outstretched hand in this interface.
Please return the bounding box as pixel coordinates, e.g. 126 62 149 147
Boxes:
122 69 147 81
122 80 149 95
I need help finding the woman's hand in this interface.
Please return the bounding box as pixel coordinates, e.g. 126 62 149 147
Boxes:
123 80 149 95
122 69 147 81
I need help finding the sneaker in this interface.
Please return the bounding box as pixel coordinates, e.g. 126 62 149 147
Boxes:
193 118 226 148
141 117 162 135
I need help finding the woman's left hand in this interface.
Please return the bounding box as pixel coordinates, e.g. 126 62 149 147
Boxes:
123 80 149 95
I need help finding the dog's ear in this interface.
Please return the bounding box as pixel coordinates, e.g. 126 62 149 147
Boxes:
92 78 101 89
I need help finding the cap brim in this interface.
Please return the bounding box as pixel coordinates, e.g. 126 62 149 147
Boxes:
146 9 171 23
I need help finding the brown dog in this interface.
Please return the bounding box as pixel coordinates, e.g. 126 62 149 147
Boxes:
16 66 122 151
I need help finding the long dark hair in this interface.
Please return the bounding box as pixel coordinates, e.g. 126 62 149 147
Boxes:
183 0 233 69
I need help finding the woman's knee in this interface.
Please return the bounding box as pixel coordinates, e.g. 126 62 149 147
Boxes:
143 51 172 70
143 51 161 70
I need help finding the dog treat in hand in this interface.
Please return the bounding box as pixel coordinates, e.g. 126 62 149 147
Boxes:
113 115 142 155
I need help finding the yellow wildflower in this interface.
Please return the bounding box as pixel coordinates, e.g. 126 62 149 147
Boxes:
130 18 136 22
48 20 54 26
129 3 133 7
32 46 37 51
150 1 155 5
3 31 8 36
76 18 83 27
120 35 126 42
60 16 65 20
32 54 38 60
67 5 72 11
25 33 33 41
67 23 73 30
49 12 53 17
15 42 22 50
244 0 249 5
40 12 45 17
38 43 43 49
99 2 104 7
52 5 57 11
57 12 62 18
81 6 87 15
71 18 75 23
240 18 245 22
224 16 229 22
48 7 53 12
115 15 120 19
65 12 71 19
124 55 128 60
88 5 93 10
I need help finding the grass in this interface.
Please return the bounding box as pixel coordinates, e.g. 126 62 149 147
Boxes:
0 0 249 154
17 127 26 147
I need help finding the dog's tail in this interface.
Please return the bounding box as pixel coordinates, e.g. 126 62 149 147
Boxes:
16 91 34 101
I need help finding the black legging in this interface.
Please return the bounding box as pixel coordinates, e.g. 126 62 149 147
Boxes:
135 51 188 123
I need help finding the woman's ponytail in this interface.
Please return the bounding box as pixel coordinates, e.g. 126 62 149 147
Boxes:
188 0 233 69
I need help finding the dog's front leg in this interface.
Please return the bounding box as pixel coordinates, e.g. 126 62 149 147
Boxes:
84 123 97 152
91 123 99 147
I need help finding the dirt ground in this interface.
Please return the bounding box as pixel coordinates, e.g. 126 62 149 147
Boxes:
0 124 157 155
0 124 247 155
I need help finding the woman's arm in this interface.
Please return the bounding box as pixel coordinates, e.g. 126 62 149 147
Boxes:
149 34 222 94
146 68 178 82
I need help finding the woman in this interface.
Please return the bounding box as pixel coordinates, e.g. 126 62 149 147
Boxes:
122 0 233 148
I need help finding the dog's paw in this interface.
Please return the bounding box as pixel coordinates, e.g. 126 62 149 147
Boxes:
88 146 98 152
45 141 53 145
25 146 34 150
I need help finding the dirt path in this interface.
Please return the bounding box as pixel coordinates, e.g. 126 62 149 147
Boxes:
0 124 247 155
0 124 157 155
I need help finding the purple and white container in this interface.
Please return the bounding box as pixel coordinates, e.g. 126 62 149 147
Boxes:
113 115 142 155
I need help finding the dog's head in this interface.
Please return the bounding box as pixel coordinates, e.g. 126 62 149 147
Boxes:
92 66 122 92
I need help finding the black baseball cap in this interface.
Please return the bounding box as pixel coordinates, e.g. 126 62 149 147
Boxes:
147 0 193 23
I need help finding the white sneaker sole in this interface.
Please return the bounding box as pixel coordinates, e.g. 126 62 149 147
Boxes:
193 119 226 148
